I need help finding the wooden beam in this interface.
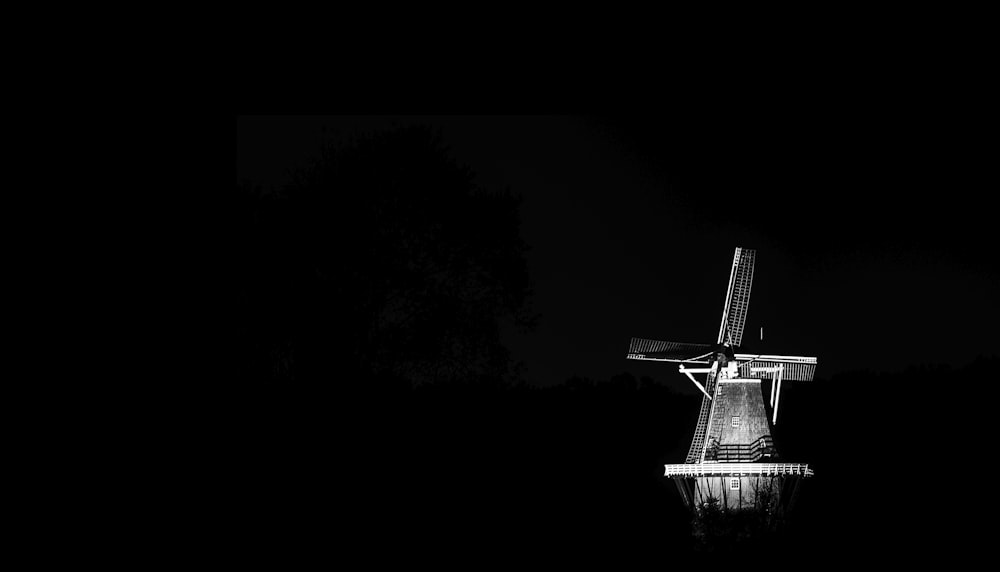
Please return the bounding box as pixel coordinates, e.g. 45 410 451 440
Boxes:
772 364 784 424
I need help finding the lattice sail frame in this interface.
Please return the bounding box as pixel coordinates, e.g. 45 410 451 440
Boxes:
717 247 755 348
735 354 818 382
626 338 713 363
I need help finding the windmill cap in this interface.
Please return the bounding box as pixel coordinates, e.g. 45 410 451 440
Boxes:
710 342 736 360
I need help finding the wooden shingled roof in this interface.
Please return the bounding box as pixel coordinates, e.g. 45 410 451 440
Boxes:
703 381 776 462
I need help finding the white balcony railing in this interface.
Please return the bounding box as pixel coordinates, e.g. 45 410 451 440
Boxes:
664 462 814 477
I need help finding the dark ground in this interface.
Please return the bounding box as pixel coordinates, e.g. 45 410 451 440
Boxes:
235 357 991 566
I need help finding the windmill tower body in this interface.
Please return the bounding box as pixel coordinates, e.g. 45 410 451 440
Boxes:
627 248 817 517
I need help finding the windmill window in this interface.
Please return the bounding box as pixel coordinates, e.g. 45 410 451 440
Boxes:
729 478 740 490
731 416 740 428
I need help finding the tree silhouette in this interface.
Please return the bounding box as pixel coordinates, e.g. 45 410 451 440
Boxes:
231 125 535 392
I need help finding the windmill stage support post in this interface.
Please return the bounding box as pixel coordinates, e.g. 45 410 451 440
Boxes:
772 364 784 425
770 370 777 407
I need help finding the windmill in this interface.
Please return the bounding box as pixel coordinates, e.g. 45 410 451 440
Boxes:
627 247 817 517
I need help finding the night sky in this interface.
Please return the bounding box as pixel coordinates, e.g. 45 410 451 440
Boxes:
236 115 997 393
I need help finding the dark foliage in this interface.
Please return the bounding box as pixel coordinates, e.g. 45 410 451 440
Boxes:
230 125 535 394
691 498 777 553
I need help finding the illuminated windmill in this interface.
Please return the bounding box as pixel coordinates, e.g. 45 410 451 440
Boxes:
626 247 817 517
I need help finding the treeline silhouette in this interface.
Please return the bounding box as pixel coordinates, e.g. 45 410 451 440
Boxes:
229 125 535 397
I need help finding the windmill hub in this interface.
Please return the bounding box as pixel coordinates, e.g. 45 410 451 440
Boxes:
709 342 735 365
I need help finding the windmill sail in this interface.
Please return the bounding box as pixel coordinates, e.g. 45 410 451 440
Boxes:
626 338 713 363
716 247 755 348
735 354 818 382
